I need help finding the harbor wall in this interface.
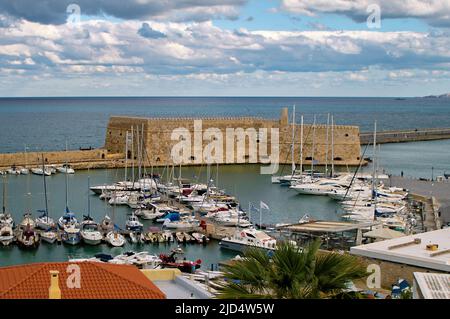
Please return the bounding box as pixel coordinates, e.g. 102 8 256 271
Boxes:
104 108 363 167
360 128 450 144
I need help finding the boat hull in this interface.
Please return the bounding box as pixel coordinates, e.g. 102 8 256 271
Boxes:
219 239 274 253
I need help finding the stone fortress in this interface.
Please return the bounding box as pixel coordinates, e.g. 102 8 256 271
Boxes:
0 108 362 170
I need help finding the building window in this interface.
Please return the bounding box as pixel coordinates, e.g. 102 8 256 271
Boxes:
345 133 349 137
102 154 105 159
190 156 196 161
334 157 343 161
156 157 160 162
305 157 313 160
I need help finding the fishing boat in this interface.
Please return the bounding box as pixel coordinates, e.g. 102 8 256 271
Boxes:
41 231 58 244
219 227 278 253
125 212 143 231
159 247 201 273
61 224 81 245
0 225 14 246
105 231 126 247
17 224 40 249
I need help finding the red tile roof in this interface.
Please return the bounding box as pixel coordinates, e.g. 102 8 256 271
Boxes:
0 262 166 299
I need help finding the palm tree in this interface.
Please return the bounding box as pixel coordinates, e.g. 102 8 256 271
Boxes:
218 240 367 299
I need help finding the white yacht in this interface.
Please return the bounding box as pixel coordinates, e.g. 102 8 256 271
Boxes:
219 227 278 252
106 231 126 247
31 167 52 176
290 177 350 196
57 164 75 174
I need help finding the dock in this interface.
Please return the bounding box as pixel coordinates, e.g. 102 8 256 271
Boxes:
360 128 450 144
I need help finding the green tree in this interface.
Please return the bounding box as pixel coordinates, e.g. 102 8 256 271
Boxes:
218 240 367 299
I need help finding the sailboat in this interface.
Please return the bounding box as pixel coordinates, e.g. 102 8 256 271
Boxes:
0 177 14 246
57 141 75 174
105 191 125 247
80 177 103 245
35 155 55 230
58 160 78 230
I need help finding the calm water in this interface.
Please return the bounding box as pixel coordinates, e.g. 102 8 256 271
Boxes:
0 165 339 267
0 97 449 153
1 97 449 267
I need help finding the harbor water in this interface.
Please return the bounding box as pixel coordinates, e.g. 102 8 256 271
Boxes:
0 97 449 267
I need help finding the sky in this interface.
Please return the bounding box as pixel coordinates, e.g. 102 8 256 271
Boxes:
0 0 450 97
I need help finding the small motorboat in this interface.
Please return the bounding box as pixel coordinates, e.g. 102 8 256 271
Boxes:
41 231 58 244
61 224 81 245
125 213 143 232
17 224 40 249
106 231 126 247
7 166 21 175
80 221 103 246
31 167 52 176
191 232 210 244
159 248 201 273
57 164 75 174
19 167 29 175
0 225 14 246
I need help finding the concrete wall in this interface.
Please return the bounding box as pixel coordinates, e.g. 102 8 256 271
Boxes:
104 108 362 167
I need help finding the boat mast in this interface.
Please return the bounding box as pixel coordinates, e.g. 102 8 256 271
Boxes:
42 154 49 218
372 121 377 218
311 115 317 177
325 113 330 177
87 176 91 219
291 105 296 175
299 115 304 179
131 126 135 184
125 131 129 182
64 142 69 213
2 175 6 215
331 115 335 177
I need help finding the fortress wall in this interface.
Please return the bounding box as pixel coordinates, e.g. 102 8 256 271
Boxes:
104 108 362 167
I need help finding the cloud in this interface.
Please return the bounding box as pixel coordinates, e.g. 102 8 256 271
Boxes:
138 22 167 38
280 0 450 27
0 0 247 24
1 18 450 96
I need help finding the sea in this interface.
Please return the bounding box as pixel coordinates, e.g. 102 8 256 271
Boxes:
0 97 449 267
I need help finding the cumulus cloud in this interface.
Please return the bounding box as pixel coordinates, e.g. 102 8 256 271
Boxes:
280 0 450 27
0 0 247 24
138 22 167 39
1 18 450 96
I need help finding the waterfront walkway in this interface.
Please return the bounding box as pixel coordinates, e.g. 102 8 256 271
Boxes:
387 176 450 228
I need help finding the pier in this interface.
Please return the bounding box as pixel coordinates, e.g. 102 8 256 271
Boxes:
360 128 450 144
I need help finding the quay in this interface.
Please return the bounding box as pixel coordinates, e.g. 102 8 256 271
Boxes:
386 176 450 229
360 127 450 144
